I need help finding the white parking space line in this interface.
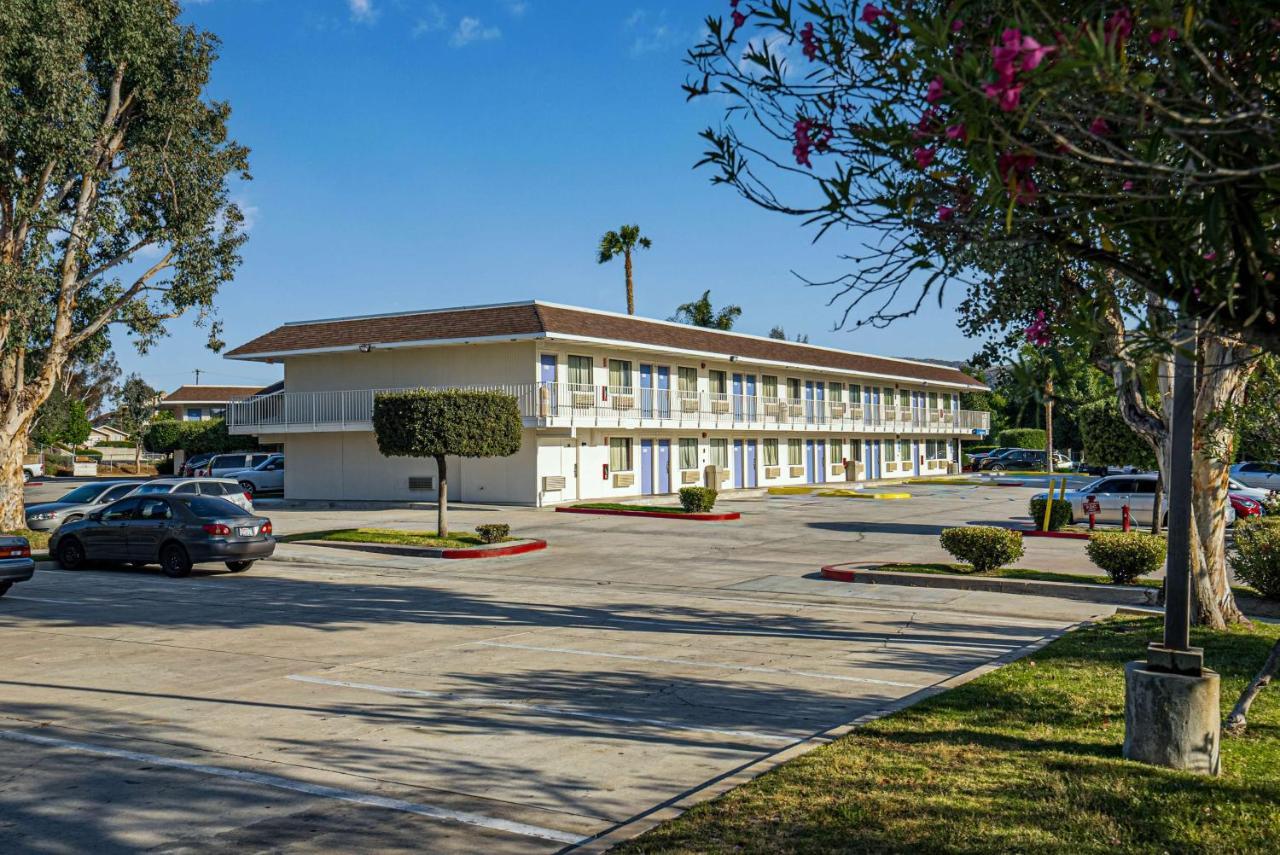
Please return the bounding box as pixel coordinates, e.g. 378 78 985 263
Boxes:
287 674 801 744
0 729 587 846
474 642 928 688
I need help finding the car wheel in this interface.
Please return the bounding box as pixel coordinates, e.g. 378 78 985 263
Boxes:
0 581 12 597
239 480 255 498
990 463 1005 472
225 560 254 573
57 538 85 570
160 543 192 578
22 469 31 483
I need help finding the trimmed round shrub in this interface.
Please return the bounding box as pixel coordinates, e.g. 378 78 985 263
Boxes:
1230 517 1280 599
1086 532 1167 585
1029 496 1073 531
475 524 511 545
939 526 1025 573
679 486 718 513
154 457 175 475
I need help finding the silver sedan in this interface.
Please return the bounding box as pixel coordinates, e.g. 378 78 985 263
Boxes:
24 480 144 531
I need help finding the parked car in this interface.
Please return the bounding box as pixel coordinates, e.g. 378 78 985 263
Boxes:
1228 461 1280 491
24 480 145 531
51 494 275 577
1230 493 1264 521
229 453 283 498
966 446 1015 468
180 452 216 478
0 534 35 597
22 461 43 483
1081 463 1143 477
978 448 1072 472
1228 478 1275 506
1032 473 1239 527
128 477 254 512
198 452 273 478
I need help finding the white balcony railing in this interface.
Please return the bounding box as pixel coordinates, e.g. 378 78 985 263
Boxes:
227 382 991 436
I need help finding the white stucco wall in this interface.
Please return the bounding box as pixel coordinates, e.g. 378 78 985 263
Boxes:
284 341 536 393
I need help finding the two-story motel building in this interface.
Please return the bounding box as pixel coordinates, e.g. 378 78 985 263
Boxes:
224 301 990 505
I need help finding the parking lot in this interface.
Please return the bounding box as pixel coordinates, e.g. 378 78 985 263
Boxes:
3 482 1113 852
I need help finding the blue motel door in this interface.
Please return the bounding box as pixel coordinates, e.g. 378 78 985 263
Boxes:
657 439 671 493
805 439 816 483
640 439 654 495
745 439 758 487
639 364 654 418
733 440 745 488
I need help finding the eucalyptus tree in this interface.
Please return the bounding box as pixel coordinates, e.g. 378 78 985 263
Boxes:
0 0 250 529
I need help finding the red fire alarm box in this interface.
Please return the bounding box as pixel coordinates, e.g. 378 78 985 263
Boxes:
602 463 609 480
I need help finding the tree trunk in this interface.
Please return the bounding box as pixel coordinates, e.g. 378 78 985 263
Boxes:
1188 336 1256 627
1226 638 1280 735
1150 472 1163 535
0 431 27 531
435 453 448 537
624 250 635 315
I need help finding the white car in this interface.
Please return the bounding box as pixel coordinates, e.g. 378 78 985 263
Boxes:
22 461 42 483
228 454 284 498
128 478 254 513
1228 478 1274 505
198 452 274 479
1229 462 1280 491
1033 473 1237 528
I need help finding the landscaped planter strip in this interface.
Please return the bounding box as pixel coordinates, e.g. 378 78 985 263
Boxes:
819 563 1161 606
298 538 547 559
1022 528 1092 540
555 507 740 521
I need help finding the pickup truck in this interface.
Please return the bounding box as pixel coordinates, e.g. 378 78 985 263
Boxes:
23 461 43 483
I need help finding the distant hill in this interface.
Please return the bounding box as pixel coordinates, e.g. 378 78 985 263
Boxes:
898 357 967 370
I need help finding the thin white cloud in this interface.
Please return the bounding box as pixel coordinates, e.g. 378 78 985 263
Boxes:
450 16 501 47
411 2 447 37
506 1 528 15
626 9 683 56
348 0 377 23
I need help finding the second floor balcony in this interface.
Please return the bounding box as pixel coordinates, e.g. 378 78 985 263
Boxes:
227 382 991 436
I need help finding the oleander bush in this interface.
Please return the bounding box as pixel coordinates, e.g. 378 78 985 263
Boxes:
1231 517 1280 600
1086 532 1168 585
1028 496 1073 531
475 524 511 545
679 486 718 513
996 428 1046 450
939 526 1025 573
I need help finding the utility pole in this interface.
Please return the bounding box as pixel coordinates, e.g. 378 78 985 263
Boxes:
1043 374 1054 471
193 369 202 385
1124 314 1220 775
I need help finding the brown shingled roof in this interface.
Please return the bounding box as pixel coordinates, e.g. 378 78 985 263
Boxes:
225 301 985 389
162 385 263 403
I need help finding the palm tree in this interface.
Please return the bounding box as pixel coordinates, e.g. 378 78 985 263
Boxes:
596 225 652 315
670 290 742 330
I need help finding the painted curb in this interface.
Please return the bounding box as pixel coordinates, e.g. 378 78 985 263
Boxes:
295 538 547 560
555 507 740 521
994 480 1025 487
819 563 1161 606
818 491 912 500
1023 528 1092 540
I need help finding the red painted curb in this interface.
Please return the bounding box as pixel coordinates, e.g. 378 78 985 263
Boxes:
24 481 45 487
555 507 741 522
1023 529 1092 540
438 539 548 559
820 565 857 582
994 480 1025 487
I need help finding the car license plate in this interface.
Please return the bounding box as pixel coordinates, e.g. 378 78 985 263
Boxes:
237 526 256 537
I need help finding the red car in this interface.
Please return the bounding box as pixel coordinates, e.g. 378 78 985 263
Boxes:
1230 493 1263 520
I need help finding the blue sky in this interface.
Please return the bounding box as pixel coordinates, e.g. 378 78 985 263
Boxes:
118 0 974 392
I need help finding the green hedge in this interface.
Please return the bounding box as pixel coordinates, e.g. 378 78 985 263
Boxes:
964 444 998 458
1077 399 1157 470
143 418 258 455
475 524 511 544
1230 518 1280 599
996 428 1046 449
95 439 136 448
1086 532 1167 584
939 526 1025 573
679 487 718 513
1029 496 1073 530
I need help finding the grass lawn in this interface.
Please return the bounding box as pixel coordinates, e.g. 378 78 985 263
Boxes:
281 528 501 549
618 617 1280 854
2 528 50 550
571 502 694 514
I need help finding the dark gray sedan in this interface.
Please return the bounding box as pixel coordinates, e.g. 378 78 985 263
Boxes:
51 494 275 578
0 534 35 597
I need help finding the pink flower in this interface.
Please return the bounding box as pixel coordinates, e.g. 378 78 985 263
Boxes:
1105 7 1134 46
1025 310 1051 347
731 10 746 28
937 205 956 222
914 146 936 169
860 4 884 25
988 82 1023 111
925 76 945 103
800 21 819 60
1122 180 1135 191
1203 251 1218 261
914 107 940 138
951 19 964 32
1089 117 1111 136
1019 36 1055 71
945 123 967 141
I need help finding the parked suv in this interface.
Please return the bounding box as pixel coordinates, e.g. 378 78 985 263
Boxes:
978 448 1071 472
198 452 273 478
129 478 254 512
229 453 284 498
180 452 216 478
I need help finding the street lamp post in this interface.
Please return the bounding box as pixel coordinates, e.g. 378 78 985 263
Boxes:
1123 315 1220 775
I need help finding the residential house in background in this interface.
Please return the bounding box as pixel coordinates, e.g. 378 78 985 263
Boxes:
224 301 990 505
85 424 130 446
158 385 263 422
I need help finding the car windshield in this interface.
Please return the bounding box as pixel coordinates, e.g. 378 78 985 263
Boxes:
254 456 280 471
184 496 253 517
134 483 174 494
59 484 108 503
